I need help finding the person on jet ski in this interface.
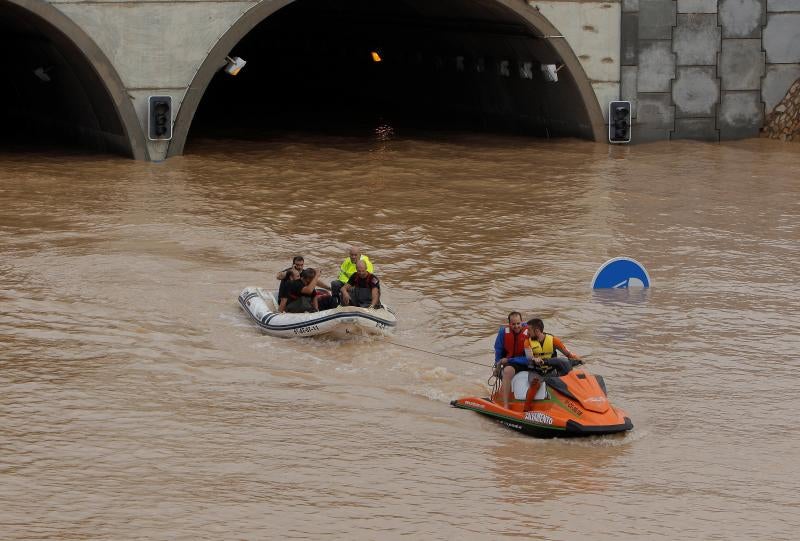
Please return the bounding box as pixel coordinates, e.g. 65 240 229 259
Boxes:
527 318 581 366
493 312 533 409
523 318 582 408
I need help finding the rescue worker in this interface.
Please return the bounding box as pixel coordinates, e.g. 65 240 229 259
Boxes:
523 318 582 410
340 260 381 308
277 256 330 290
277 267 301 313
275 255 305 281
493 312 533 409
284 268 325 313
331 246 373 302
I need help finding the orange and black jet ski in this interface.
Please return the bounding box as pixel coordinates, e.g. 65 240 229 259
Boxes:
451 361 633 438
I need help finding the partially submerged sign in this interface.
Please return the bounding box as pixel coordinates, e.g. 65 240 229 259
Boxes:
592 257 650 289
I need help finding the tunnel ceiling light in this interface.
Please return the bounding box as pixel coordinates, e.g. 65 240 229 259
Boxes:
371 51 382 63
499 60 510 77
33 66 53 83
224 56 247 76
541 63 565 83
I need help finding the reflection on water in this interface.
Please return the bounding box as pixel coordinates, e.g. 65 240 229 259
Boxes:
591 288 651 306
1 135 799 539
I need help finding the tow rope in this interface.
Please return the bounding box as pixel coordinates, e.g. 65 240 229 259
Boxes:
385 340 490 368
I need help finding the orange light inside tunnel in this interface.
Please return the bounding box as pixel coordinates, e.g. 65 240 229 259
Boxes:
371 51 382 63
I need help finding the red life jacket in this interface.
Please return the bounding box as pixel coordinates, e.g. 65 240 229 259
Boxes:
503 326 529 358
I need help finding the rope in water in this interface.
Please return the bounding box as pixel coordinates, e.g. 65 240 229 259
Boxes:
385 340 491 368
387 340 590 368
386 341 590 395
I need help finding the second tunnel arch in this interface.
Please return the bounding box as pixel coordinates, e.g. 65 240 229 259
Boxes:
169 0 606 157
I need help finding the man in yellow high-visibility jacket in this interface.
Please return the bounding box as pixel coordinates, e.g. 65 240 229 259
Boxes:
337 246 373 282
332 246 373 304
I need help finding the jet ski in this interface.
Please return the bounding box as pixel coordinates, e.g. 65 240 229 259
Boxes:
451 361 633 438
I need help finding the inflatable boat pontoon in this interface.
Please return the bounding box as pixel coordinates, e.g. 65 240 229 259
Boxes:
238 286 397 338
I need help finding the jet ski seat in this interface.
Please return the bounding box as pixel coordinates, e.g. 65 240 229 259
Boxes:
511 371 547 400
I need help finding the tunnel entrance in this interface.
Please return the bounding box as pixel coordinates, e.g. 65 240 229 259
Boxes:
0 1 145 158
182 0 602 153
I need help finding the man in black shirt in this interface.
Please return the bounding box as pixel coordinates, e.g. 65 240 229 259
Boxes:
341 260 381 308
285 268 325 313
277 267 301 313
276 255 305 281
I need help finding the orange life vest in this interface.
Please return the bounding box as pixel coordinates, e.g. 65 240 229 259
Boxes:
503 326 529 358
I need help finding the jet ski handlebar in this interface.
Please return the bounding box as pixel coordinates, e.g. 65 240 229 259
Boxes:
528 357 581 377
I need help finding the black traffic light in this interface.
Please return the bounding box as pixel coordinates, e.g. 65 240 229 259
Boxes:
608 100 631 143
148 96 172 141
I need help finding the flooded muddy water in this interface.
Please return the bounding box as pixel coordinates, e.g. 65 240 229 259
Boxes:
1 133 799 539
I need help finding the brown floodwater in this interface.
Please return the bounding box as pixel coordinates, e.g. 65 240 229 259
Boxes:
1 133 799 540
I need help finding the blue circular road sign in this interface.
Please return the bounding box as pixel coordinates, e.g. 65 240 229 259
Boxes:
591 257 651 289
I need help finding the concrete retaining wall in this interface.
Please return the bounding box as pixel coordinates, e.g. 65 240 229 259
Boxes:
621 0 800 142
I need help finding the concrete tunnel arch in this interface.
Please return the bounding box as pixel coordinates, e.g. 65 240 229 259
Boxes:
170 0 605 157
0 0 147 159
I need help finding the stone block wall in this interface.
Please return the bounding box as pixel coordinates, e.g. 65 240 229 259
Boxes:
762 78 800 140
621 0 800 142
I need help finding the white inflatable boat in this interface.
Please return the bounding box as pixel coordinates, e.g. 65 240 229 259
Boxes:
238 286 397 338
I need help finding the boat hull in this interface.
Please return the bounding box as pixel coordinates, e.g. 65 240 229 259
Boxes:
238 286 397 338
